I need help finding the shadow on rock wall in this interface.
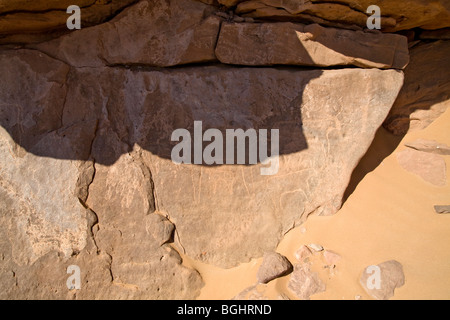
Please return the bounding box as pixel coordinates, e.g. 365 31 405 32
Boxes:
0 50 317 167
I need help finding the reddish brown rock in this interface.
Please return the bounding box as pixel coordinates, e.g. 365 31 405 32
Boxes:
33 0 221 67
257 252 293 284
216 22 409 69
232 0 450 32
0 0 138 44
384 41 450 135
419 28 450 40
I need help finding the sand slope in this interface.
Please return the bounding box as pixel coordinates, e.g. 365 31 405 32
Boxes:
182 107 450 300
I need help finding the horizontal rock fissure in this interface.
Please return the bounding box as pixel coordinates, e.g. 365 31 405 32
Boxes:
16 45 406 72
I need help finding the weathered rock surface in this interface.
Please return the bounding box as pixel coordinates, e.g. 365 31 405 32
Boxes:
0 50 204 299
230 0 450 32
360 260 405 300
288 263 326 300
86 151 204 299
0 51 86 266
0 148 203 299
384 41 450 135
257 252 293 284
0 48 404 269
397 149 447 186
0 0 138 44
139 67 403 267
3 0 450 47
216 22 409 69
30 0 220 68
405 139 450 156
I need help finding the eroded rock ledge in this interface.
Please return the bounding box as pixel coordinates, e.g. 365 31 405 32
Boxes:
2 0 450 45
0 0 139 44
217 0 450 32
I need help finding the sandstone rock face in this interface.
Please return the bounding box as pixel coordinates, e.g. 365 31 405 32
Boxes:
360 260 405 300
0 50 204 299
0 0 138 44
257 252 293 284
139 67 403 267
384 41 450 135
216 22 409 69
33 0 221 67
0 51 86 266
3 0 450 46
230 0 450 32
419 28 450 40
85 152 204 299
0 48 404 271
